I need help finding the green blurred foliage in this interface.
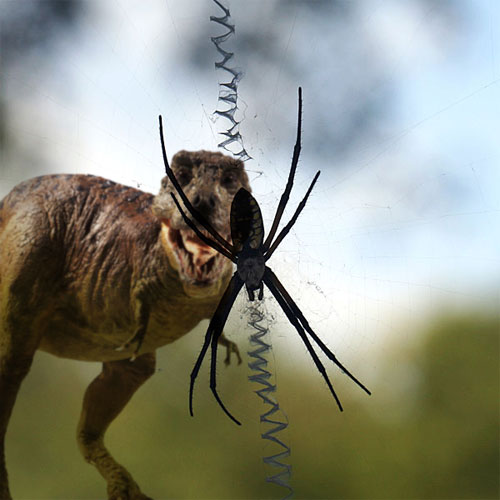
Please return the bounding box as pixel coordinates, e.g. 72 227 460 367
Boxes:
6 311 499 499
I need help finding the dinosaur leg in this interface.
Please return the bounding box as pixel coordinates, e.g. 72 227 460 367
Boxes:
77 352 156 500
218 332 242 366
0 311 41 500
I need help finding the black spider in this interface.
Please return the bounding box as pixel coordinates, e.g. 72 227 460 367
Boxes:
159 88 371 425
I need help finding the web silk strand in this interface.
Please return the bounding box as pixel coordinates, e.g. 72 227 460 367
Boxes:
247 303 293 499
210 2 293 496
210 0 251 161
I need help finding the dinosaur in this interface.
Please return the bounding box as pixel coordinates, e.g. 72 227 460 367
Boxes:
0 149 250 499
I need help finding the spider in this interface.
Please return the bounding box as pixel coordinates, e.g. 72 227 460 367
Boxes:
158 88 371 425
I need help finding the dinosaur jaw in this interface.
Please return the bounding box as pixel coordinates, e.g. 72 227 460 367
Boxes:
160 220 231 293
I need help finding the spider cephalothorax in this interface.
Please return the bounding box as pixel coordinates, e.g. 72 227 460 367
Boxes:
236 247 265 301
159 87 371 425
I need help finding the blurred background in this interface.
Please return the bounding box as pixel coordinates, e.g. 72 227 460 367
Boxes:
0 0 498 498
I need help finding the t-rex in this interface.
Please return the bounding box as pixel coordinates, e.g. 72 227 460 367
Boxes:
0 149 250 499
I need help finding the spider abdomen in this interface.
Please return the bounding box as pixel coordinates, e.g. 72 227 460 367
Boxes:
230 188 264 252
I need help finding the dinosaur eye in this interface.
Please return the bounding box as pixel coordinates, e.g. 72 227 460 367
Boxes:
222 171 237 188
176 169 192 186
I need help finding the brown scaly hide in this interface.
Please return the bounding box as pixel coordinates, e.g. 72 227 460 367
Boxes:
0 150 250 499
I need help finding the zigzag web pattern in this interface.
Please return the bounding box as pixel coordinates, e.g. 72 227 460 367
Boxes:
247 304 293 499
210 1 293 497
210 0 251 161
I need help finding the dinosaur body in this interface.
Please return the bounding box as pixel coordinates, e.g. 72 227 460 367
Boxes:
0 150 250 499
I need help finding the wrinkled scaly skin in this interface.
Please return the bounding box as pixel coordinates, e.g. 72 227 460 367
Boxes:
0 150 250 500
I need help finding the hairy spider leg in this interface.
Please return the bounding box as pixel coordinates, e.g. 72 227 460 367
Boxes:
169 193 236 263
265 170 321 261
265 267 371 396
189 273 244 421
159 115 235 254
263 87 303 252
263 269 344 410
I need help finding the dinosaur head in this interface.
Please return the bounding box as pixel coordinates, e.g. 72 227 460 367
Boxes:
152 150 250 297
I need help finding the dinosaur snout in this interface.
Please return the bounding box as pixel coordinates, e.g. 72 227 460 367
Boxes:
191 192 217 218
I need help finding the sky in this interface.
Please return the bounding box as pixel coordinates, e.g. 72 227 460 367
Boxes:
1 0 499 365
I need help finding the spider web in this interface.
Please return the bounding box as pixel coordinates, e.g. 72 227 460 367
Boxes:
1 1 499 499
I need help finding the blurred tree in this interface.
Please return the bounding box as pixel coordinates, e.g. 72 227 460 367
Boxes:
289 311 499 499
6 310 498 498
182 0 462 162
409 313 499 499
0 0 82 63
0 0 83 151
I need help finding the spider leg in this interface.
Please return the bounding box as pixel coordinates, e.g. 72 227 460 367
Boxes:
246 285 255 302
170 193 236 263
258 282 264 300
265 267 371 396
263 87 303 252
263 268 344 411
189 273 244 421
210 325 242 426
159 116 235 254
265 170 320 261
